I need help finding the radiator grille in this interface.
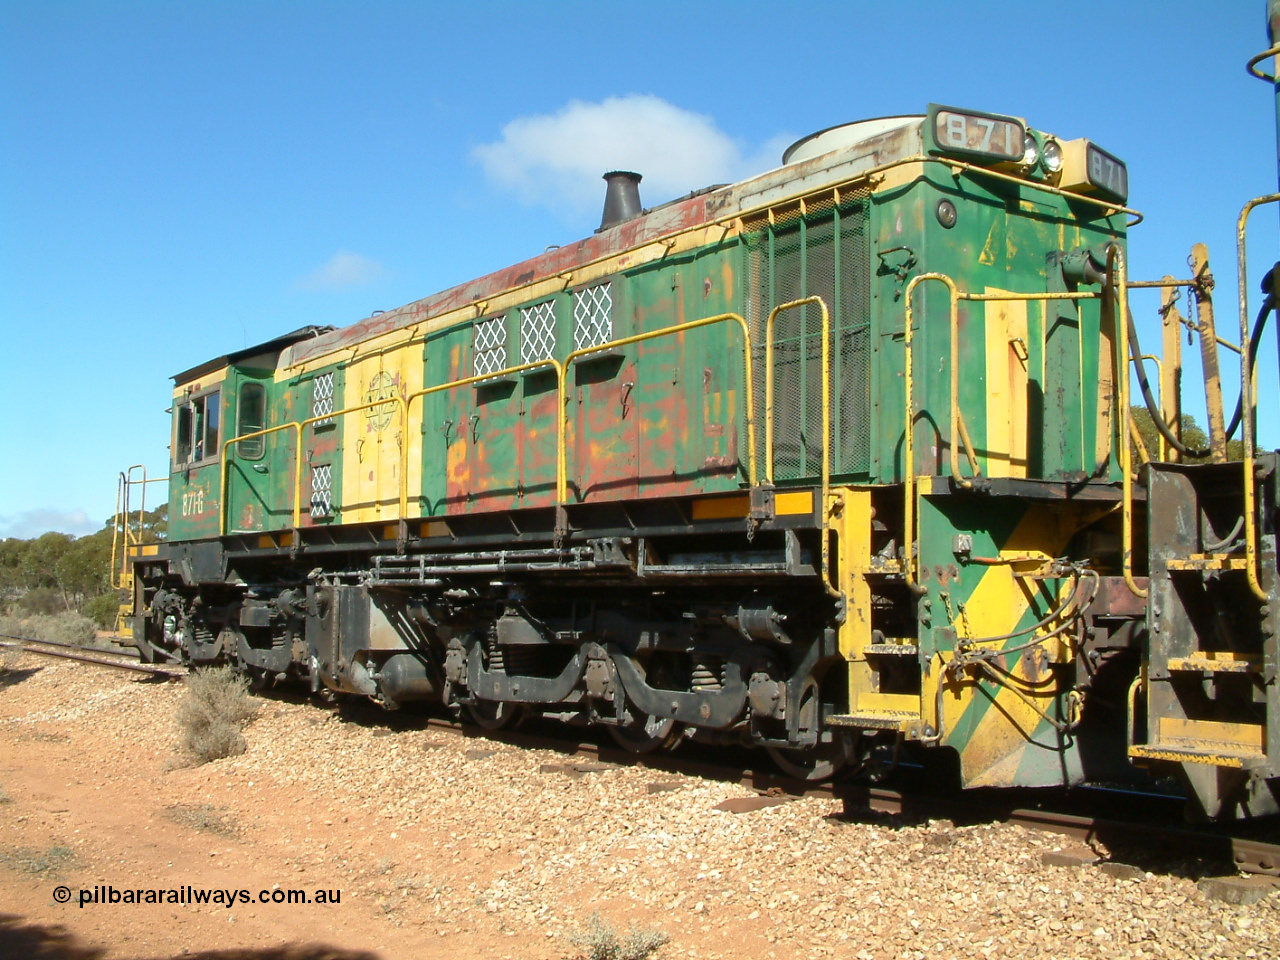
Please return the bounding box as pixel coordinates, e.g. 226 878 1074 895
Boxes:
744 193 871 481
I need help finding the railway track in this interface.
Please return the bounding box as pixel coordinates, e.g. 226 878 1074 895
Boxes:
0 633 184 680
7 640 1278 882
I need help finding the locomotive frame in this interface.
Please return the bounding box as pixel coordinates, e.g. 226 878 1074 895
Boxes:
111 94 1279 822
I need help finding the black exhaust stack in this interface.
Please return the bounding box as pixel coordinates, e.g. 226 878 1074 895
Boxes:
598 171 643 232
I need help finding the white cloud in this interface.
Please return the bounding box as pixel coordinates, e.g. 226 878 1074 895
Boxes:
474 95 791 216
293 252 388 292
0 508 100 540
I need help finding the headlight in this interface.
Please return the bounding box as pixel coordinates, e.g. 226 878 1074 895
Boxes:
1042 138 1063 173
1022 133 1039 167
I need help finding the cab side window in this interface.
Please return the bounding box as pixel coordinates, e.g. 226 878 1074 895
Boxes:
173 390 221 465
237 383 266 459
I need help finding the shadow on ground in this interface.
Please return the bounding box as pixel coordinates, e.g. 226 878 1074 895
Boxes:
0 914 381 960
0 665 44 691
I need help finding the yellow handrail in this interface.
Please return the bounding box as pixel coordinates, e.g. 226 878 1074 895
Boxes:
221 396 411 535
763 296 838 598
1235 194 1280 601
903 274 981 492
902 278 922 594
559 312 758 502
220 422 301 534
1104 246 1147 599
111 465 142 589
111 466 167 589
217 316 756 536
404 358 566 506
900 275 1106 589
296 396 410 526
1246 43 1280 82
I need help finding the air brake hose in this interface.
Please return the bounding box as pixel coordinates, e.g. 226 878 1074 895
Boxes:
1123 274 1274 459
1125 307 1211 459
1223 293 1275 443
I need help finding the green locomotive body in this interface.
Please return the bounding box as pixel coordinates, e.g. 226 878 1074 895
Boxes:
120 104 1279 819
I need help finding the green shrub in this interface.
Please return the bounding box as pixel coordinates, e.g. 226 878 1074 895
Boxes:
83 591 122 631
0 612 97 646
15 588 63 616
568 913 669 960
176 666 258 764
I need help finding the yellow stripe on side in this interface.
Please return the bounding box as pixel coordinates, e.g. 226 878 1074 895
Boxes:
173 366 228 396
281 222 749 379
691 495 749 520
689 490 813 522
944 501 1113 787
339 349 424 526
130 544 160 557
983 290 1029 479
775 491 814 515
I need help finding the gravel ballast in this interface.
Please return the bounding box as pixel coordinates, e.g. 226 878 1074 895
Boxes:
1 652 1277 960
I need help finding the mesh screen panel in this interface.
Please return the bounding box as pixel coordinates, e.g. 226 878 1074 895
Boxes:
473 317 508 377
313 372 334 421
520 300 557 364
573 282 613 351
310 463 332 519
745 191 871 481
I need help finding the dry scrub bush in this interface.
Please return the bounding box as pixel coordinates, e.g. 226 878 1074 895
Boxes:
0 612 97 647
568 913 669 960
176 666 258 764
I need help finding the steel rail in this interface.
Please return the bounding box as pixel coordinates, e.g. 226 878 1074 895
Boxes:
0 633 141 659
3 637 183 679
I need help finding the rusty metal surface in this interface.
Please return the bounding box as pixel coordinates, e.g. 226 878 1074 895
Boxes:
284 120 928 372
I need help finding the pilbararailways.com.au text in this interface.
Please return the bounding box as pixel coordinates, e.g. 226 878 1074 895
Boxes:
66 885 341 908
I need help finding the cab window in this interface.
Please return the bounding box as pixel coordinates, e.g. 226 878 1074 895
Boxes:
174 390 220 465
236 382 266 459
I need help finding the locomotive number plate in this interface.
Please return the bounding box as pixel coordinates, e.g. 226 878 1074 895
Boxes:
928 105 1026 162
1086 143 1128 202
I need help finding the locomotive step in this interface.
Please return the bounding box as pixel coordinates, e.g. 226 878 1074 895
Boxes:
1164 554 1252 572
864 643 919 657
1166 654 1263 674
1130 718 1267 769
1129 743 1267 770
827 711 922 732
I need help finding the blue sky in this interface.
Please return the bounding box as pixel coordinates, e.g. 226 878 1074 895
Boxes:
1 0 1277 538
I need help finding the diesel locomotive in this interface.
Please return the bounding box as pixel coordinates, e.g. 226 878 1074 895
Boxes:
111 81 1279 822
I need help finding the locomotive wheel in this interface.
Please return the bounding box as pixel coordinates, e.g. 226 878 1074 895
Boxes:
607 712 682 754
465 698 525 731
765 738 853 783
